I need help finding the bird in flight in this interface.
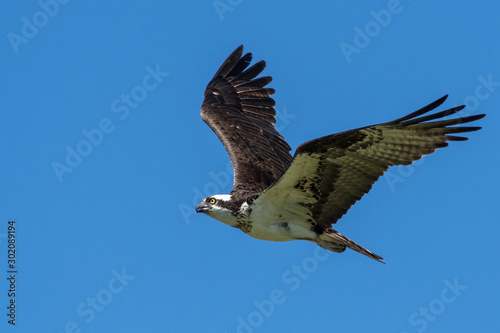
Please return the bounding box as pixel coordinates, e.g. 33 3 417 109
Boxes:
195 45 485 263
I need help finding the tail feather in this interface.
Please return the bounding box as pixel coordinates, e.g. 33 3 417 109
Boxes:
319 228 385 264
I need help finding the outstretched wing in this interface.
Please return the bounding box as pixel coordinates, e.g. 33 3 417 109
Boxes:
201 46 292 195
257 95 485 229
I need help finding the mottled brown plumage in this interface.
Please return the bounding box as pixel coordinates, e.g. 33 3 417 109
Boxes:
197 45 485 263
201 46 292 200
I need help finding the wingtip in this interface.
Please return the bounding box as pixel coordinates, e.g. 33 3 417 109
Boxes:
431 94 449 109
430 94 449 109
461 113 487 123
439 94 449 102
213 45 246 78
232 45 244 59
389 94 451 124
235 44 244 54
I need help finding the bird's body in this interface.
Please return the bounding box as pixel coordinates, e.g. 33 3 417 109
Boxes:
206 194 318 242
195 45 485 263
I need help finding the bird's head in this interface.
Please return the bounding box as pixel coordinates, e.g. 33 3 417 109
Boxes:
195 194 238 226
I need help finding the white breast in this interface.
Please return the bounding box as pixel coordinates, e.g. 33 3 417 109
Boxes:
243 199 318 242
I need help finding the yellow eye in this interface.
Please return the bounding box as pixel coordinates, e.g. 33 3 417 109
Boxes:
209 198 216 204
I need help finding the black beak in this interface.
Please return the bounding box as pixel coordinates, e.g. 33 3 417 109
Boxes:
195 203 208 213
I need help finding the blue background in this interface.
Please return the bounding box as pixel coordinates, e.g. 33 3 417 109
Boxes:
1 1 499 332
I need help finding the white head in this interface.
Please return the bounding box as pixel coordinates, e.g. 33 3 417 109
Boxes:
195 194 238 226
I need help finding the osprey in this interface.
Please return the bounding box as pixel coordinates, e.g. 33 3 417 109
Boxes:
195 45 485 263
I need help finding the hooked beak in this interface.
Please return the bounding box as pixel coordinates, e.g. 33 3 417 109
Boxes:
195 202 209 213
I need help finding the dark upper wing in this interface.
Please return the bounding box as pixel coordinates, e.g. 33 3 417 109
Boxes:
257 95 485 229
201 45 292 195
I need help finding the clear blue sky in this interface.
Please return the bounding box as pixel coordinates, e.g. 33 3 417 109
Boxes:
1 1 499 332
